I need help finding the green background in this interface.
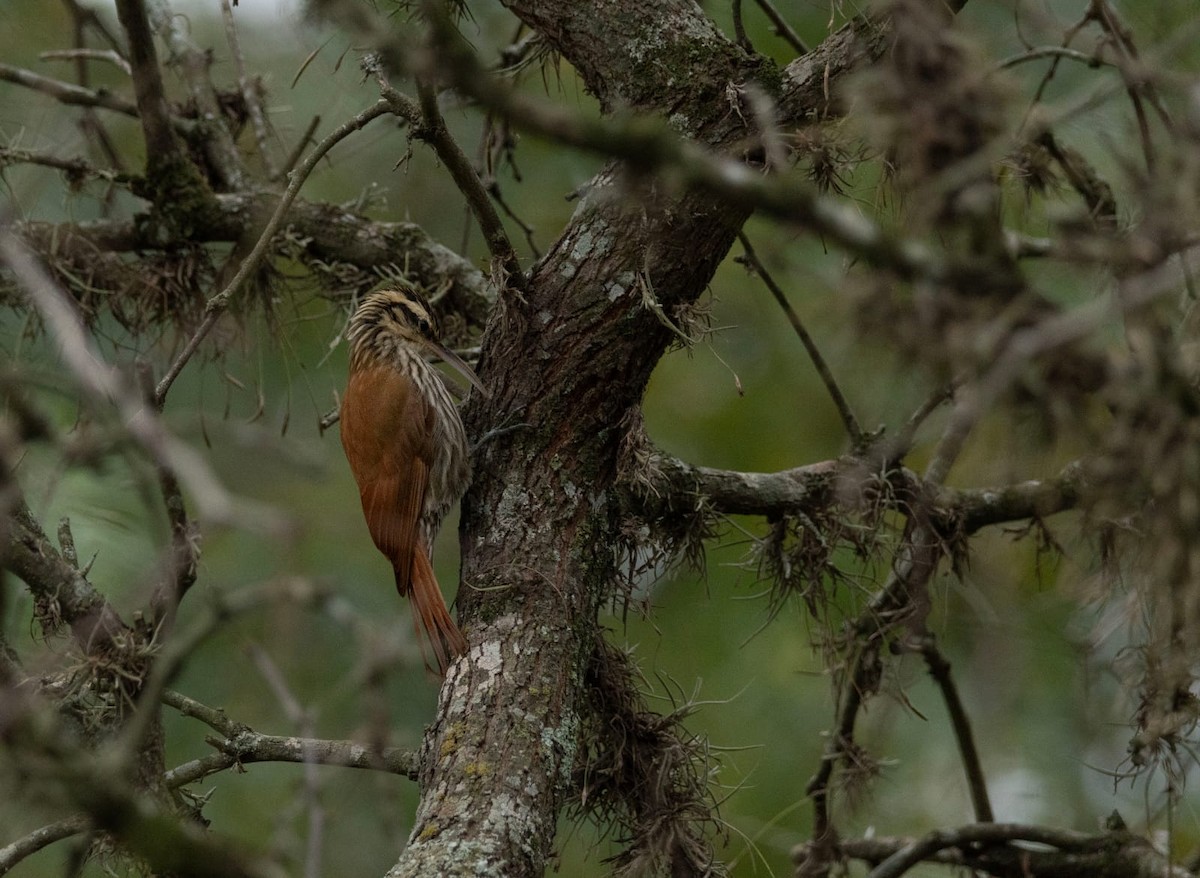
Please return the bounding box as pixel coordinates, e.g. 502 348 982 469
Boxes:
2 1 1197 875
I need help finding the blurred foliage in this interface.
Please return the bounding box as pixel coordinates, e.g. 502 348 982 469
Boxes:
4 0 1200 876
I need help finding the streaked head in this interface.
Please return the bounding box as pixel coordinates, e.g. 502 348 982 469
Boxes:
347 285 487 395
348 285 439 348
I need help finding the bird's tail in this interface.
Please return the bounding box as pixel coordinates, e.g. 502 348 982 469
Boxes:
398 548 468 676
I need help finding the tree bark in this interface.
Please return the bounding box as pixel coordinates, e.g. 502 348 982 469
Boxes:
387 2 830 875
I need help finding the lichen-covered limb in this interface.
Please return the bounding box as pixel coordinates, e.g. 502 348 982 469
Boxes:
14 193 494 329
0 817 91 876
811 824 1193 878
630 452 1084 535
4 494 131 650
163 688 417 785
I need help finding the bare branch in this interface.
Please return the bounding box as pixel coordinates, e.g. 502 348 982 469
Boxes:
0 146 131 184
219 0 278 179
915 637 993 823
736 231 862 445
376 73 526 294
162 689 242 737
751 0 809 55
147 0 247 189
805 827 1191 878
0 62 153 121
164 735 418 788
161 689 418 786
0 817 90 877
630 452 1084 535
862 822 1190 878
39 48 132 76
113 0 193 173
4 494 130 650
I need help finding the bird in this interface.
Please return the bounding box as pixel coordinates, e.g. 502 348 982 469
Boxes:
340 284 485 674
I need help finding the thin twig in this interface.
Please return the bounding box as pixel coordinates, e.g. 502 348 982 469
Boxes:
219 0 278 179
736 231 863 445
732 0 755 54
917 637 993 822
153 100 390 406
378 74 526 294
0 146 132 184
998 44 1112 70
278 114 321 182
889 379 959 460
751 0 809 55
39 49 132 76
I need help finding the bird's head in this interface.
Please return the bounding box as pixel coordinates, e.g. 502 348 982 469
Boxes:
349 285 440 348
347 285 486 394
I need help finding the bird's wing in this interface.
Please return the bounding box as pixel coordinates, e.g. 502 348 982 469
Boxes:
340 364 435 596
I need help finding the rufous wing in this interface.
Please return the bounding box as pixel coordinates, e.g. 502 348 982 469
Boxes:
341 364 430 590
340 364 467 674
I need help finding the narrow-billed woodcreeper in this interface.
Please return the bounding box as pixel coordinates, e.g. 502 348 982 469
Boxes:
340 285 484 674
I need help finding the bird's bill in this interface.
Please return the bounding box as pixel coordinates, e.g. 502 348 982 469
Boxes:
430 342 489 397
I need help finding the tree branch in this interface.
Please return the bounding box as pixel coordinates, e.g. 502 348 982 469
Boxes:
800 826 1192 878
14 194 495 328
915 636 993 823
736 231 862 445
153 99 391 406
629 452 1084 535
864 823 1188 878
0 61 140 116
3 493 130 650
219 0 277 179
147 0 247 190
375 75 526 294
0 817 90 877
113 0 193 174
40 48 132 76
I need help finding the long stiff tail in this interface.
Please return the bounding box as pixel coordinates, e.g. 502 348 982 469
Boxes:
397 547 468 675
